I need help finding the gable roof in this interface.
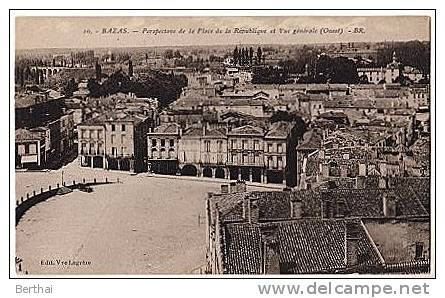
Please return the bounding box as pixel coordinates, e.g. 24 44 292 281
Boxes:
228 125 264 136
222 218 383 274
150 123 180 135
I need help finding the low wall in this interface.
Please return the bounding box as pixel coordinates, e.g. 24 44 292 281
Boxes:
15 178 116 226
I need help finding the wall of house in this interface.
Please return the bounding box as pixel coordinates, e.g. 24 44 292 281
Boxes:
363 219 430 264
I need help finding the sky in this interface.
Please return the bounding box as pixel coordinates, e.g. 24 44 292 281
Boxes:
15 16 430 50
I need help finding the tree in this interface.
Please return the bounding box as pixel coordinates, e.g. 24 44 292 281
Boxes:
257 46 263 65
63 78 78 97
164 49 174 59
233 46 239 65
249 47 254 65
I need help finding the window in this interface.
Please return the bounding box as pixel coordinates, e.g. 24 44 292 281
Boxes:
242 154 248 164
161 139 165 147
152 139 157 147
111 135 116 144
231 139 237 149
152 148 158 159
111 124 116 131
29 144 37 154
254 140 260 150
268 157 273 168
217 140 223 152
277 144 283 154
231 154 237 163
121 135 125 144
268 143 273 153
90 143 95 155
160 148 166 159
112 147 117 157
90 130 95 139
17 144 25 155
242 140 248 150
277 157 283 169
81 143 87 155
121 147 125 156
98 143 104 154
168 148 175 159
122 124 126 131
98 130 103 139
170 139 174 147
81 129 86 139
415 242 424 260
205 140 210 152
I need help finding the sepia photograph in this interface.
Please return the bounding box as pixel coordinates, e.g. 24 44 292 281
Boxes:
12 14 432 276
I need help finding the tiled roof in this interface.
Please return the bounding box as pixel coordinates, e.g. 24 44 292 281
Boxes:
150 123 180 135
15 90 62 109
182 126 227 138
210 185 428 225
78 115 106 126
228 125 264 136
15 128 45 142
297 130 323 150
223 223 263 274
265 121 293 138
221 218 383 274
324 188 429 218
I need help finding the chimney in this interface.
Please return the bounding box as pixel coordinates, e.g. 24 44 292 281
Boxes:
229 181 237 193
246 197 259 223
236 180 247 193
260 225 280 274
382 193 397 217
290 199 303 219
355 176 365 189
336 199 346 218
378 177 388 189
321 193 334 219
345 221 360 269
220 184 229 194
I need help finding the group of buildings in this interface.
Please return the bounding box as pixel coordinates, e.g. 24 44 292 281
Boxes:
205 178 430 274
15 46 431 275
15 87 75 169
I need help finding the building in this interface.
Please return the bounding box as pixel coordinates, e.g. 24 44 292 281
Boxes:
15 88 64 129
77 116 107 169
356 51 423 85
227 125 265 182
264 122 298 185
178 125 228 178
147 123 181 175
15 128 48 169
205 180 430 274
104 112 151 172
77 111 153 172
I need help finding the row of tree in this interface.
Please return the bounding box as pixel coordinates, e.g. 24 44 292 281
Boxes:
87 70 187 108
253 55 360 84
232 46 264 66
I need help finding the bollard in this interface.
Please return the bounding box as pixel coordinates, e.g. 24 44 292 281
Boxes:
33 191 36 196
16 200 19 206
94 178 96 183
105 177 108 183
26 193 29 199
20 197 23 203
49 185 51 191
63 182 66 186
73 180 76 185
40 188 43 194
57 183 59 188
83 178 85 184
